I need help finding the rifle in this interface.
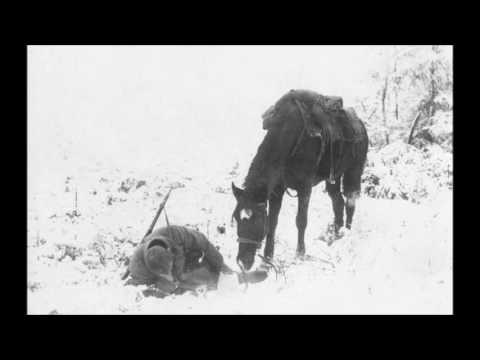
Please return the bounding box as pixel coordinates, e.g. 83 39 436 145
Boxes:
121 188 173 280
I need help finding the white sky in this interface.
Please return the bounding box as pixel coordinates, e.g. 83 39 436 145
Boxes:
28 45 385 180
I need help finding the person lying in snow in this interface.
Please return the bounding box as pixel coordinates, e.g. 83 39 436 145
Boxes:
125 225 268 297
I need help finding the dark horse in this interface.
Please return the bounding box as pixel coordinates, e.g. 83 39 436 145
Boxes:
231 89 369 270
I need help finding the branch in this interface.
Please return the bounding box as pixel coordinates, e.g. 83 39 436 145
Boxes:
407 112 422 145
367 108 377 121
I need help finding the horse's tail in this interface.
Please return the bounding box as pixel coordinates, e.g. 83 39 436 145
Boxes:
355 116 369 171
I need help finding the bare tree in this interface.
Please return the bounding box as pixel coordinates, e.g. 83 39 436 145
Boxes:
407 112 422 145
381 75 389 144
363 46 452 149
425 46 441 118
392 46 400 123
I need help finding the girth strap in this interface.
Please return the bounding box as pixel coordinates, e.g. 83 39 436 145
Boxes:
329 138 335 184
290 99 308 158
292 98 335 184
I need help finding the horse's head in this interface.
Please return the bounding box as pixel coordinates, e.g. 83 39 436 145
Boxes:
231 182 268 271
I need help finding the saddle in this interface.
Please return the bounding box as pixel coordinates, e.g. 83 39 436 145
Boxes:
316 94 344 114
297 94 344 138
293 94 345 183
262 90 343 131
263 89 359 184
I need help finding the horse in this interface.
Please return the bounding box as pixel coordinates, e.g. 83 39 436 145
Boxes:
231 89 369 270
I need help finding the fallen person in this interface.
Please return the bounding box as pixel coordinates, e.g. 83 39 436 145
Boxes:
124 225 268 297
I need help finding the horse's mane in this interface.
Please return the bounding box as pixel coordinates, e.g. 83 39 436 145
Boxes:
243 130 279 192
242 90 319 197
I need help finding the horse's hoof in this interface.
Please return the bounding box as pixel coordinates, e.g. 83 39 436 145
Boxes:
326 223 336 234
326 232 344 246
258 261 271 271
295 251 306 260
335 227 346 239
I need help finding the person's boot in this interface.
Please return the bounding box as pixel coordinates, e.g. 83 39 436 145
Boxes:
237 269 268 284
142 286 171 298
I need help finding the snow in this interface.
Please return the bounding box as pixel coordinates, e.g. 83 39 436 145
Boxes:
362 141 452 203
27 163 452 314
27 46 452 314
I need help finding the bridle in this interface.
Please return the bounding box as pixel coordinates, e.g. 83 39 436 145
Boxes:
237 236 263 249
234 201 268 250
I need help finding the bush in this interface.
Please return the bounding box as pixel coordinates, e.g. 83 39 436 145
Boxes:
362 141 452 203
423 111 452 152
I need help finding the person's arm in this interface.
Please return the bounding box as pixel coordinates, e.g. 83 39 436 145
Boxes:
153 276 178 294
204 243 224 272
194 235 224 273
180 266 219 289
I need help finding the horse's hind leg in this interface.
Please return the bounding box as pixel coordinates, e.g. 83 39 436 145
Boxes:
296 185 312 257
344 191 360 229
326 180 345 234
343 166 363 229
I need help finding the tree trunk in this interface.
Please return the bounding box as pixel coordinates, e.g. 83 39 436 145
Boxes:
407 112 422 145
429 65 438 118
394 92 399 122
381 76 389 144
393 50 399 123
426 47 439 119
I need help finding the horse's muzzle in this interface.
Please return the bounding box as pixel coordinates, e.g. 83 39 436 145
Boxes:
236 255 255 272
237 239 258 271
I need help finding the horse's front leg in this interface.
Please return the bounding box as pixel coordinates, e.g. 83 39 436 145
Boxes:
296 185 312 257
264 185 285 260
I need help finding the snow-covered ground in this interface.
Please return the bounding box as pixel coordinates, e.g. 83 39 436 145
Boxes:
27 46 452 314
27 150 452 314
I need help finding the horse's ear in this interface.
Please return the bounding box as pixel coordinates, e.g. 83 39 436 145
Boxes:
232 182 244 199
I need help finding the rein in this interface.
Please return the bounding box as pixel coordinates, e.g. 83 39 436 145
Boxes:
256 254 285 282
